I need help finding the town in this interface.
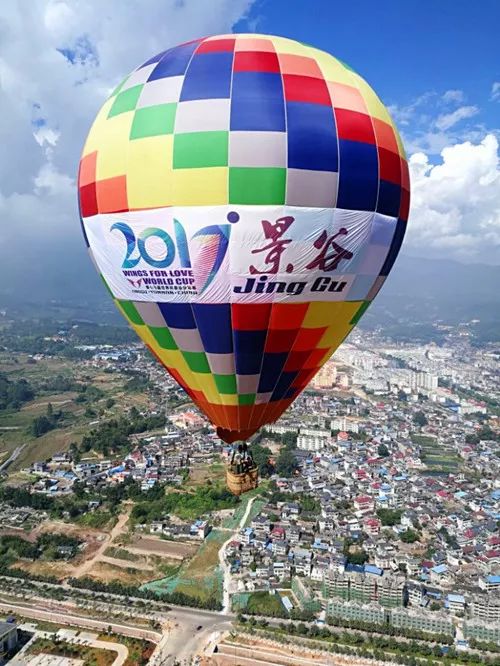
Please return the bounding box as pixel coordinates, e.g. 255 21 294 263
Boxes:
0 317 498 664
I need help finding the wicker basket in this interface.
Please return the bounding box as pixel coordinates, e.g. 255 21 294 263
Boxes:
226 466 259 496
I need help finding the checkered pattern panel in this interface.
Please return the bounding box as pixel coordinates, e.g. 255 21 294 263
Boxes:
79 33 409 220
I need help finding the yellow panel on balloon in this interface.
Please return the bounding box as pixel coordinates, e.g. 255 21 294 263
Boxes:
308 49 355 86
300 301 350 329
270 36 310 56
170 167 228 206
82 98 114 156
127 135 174 209
94 112 134 181
191 373 220 404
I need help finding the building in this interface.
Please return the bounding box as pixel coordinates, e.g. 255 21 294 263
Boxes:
463 620 500 645
377 576 406 608
292 577 321 612
389 609 454 637
327 600 386 625
312 363 337 389
323 571 350 600
469 594 500 623
0 621 18 660
297 428 331 452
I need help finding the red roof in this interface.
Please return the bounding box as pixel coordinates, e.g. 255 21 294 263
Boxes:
355 495 373 504
485 549 500 559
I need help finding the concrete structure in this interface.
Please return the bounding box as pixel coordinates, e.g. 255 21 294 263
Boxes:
327 600 386 625
389 609 454 636
464 620 500 645
0 621 18 660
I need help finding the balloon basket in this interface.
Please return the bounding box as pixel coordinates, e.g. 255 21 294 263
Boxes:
226 466 259 496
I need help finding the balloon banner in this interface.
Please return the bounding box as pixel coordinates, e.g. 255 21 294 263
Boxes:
83 206 398 304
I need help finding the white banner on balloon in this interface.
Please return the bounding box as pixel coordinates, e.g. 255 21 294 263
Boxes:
82 206 397 303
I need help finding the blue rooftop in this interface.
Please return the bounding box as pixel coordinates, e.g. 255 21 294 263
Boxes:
447 594 465 603
487 575 500 584
431 564 448 574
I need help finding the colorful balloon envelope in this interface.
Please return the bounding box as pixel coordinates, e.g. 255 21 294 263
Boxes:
78 34 410 444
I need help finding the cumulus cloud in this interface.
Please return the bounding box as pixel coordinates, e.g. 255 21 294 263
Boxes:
0 0 255 255
406 134 500 263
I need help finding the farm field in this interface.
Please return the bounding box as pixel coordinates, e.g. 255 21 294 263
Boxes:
127 535 197 560
0 351 149 470
413 435 461 475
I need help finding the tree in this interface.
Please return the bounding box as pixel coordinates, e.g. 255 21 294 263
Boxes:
400 529 419 544
275 448 298 477
251 443 274 477
377 443 390 457
413 411 428 427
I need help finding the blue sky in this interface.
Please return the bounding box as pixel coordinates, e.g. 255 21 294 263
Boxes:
0 0 499 266
235 0 500 135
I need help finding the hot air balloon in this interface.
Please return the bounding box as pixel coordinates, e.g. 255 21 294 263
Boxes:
78 34 409 495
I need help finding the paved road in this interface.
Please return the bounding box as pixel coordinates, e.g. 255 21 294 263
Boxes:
218 496 256 614
0 601 161 643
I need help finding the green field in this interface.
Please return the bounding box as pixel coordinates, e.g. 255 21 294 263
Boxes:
0 352 149 470
413 435 461 475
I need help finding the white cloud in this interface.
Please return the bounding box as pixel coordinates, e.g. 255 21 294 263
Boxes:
0 0 256 253
442 89 465 105
406 134 500 263
491 82 500 101
435 105 479 131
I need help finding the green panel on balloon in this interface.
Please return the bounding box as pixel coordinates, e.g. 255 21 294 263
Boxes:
238 394 256 406
350 301 371 326
108 85 143 118
130 104 177 139
117 300 144 326
173 131 229 168
214 374 237 395
149 326 178 350
229 167 286 205
183 351 211 373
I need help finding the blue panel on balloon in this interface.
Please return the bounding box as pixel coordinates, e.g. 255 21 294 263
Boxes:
192 304 233 354
180 52 234 100
230 72 285 131
230 97 286 131
380 218 406 276
158 303 196 329
232 72 284 100
148 42 201 80
286 102 338 171
337 140 378 211
234 330 267 375
271 371 299 400
257 353 288 393
377 180 401 218
140 49 171 69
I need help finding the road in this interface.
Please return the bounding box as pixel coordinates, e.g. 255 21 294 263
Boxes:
72 508 130 579
218 496 256 614
0 601 161 642
0 444 26 472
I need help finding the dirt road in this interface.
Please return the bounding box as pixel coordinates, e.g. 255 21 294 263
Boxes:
72 510 130 579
